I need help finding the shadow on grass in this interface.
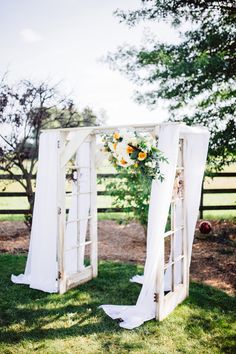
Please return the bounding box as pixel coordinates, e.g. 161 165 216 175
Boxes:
0 254 235 352
0 254 142 344
182 282 236 353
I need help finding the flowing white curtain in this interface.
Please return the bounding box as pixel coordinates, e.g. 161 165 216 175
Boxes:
12 134 91 291
100 123 209 329
183 126 210 264
11 131 60 292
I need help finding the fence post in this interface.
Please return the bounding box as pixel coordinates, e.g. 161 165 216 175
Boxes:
199 180 204 219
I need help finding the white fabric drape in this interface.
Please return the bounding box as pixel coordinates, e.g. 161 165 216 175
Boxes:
183 126 210 265
100 123 209 329
11 131 60 292
12 135 92 291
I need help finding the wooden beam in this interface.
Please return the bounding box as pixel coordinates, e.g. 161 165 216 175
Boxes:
60 128 93 168
90 134 98 278
42 122 159 133
57 132 67 294
66 266 93 290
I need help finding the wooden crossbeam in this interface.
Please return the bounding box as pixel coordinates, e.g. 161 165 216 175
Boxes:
60 128 93 168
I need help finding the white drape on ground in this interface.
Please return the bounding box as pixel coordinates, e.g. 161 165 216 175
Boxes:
11 131 59 292
11 134 91 292
100 123 209 329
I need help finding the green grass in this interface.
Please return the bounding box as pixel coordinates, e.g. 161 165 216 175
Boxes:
0 213 133 223
0 214 25 222
0 255 235 354
203 193 236 220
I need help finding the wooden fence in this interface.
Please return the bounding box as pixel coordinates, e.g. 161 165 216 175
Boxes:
199 172 236 218
0 172 236 217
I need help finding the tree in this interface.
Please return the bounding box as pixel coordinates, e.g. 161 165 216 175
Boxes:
0 78 100 227
106 0 236 171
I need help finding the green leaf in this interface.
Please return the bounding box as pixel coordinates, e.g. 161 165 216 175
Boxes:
130 150 139 159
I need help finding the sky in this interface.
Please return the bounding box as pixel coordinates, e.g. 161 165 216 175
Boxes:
0 0 180 126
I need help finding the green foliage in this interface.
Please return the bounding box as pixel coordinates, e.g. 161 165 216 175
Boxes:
108 0 236 171
114 1 235 26
104 170 151 227
102 131 168 227
0 254 235 353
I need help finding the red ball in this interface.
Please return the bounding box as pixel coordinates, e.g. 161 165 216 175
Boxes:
199 221 212 234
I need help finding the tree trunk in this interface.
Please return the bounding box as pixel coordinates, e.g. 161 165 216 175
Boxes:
24 174 35 230
142 224 147 247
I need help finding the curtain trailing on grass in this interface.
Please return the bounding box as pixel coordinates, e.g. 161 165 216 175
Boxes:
11 131 60 292
11 135 91 292
100 123 209 329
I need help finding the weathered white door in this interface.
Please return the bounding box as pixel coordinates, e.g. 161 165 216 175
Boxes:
156 138 188 320
57 131 97 294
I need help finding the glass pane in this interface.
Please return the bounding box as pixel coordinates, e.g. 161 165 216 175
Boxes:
174 259 184 286
172 171 184 201
165 205 172 232
164 266 172 296
175 198 183 228
174 228 183 259
84 242 91 267
164 235 172 265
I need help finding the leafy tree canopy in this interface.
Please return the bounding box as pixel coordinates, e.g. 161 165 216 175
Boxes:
107 0 236 171
0 78 101 226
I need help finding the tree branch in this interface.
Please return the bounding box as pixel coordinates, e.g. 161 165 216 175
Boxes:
0 166 27 189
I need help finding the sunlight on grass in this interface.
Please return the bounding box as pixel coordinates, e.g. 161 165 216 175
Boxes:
0 255 235 353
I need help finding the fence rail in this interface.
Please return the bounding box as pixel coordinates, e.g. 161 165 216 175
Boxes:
199 173 236 218
0 172 235 216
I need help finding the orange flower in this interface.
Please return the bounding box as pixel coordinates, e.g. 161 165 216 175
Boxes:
120 158 127 165
113 143 117 151
126 145 134 154
113 132 120 140
138 151 147 161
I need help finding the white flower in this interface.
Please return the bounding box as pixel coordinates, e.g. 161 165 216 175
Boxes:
102 130 159 173
116 156 134 167
108 142 116 152
145 142 152 151
115 141 128 156
114 141 135 168
130 137 138 147
146 161 156 168
115 151 135 167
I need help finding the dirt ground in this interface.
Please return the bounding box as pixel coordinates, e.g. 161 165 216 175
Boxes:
0 220 235 296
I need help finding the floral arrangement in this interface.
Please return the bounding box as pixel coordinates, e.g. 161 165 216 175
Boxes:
102 129 167 181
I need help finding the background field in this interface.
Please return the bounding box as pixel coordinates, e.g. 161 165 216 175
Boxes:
0 164 235 221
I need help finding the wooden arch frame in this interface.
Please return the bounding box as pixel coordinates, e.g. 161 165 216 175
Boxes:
53 123 188 321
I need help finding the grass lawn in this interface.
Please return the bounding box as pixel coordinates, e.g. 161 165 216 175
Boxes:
0 255 235 354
